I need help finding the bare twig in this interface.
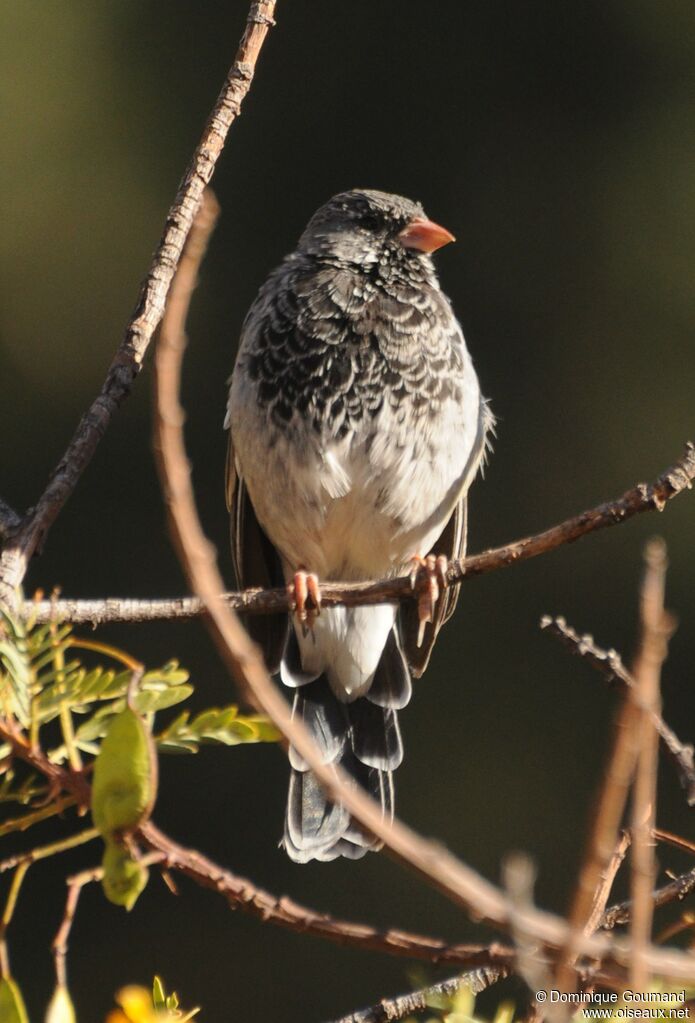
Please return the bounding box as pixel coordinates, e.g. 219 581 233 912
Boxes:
583 831 631 937
601 866 695 931
0 859 30 976
150 153 695 985
0 795 78 838
654 828 695 858
0 827 98 875
0 0 277 609
540 616 695 804
630 538 673 990
21 441 695 626
52 867 102 987
553 666 643 988
326 966 506 1023
138 821 514 970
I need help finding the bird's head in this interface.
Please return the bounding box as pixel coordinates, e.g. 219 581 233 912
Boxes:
297 189 455 274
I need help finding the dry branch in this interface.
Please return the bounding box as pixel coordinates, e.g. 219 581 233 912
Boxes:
0 0 277 608
326 966 506 1023
630 539 673 990
138 822 514 970
601 866 695 931
541 615 695 804
21 442 695 626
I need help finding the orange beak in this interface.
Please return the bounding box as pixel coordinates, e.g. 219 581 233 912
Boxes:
398 216 455 253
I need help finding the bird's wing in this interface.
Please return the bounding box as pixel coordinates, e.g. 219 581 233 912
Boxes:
226 432 288 673
400 396 493 678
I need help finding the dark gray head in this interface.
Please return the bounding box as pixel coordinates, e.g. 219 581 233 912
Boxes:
297 189 455 269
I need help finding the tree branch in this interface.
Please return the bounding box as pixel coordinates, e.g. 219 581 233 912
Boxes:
600 866 695 931
0 0 277 608
20 441 695 626
325 966 506 1023
52 867 102 988
630 538 673 991
540 615 695 804
138 821 514 970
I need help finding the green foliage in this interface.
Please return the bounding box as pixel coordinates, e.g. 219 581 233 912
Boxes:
157 705 280 753
152 976 199 1020
0 611 279 777
0 606 279 1016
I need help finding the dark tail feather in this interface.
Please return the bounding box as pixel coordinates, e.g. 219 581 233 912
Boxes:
281 626 409 863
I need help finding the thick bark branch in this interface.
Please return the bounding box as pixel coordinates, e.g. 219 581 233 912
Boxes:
0 0 277 608
21 441 695 626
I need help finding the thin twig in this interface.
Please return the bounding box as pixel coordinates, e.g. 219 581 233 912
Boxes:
0 795 78 838
52 867 102 988
21 441 695 626
654 828 695 858
630 538 673 991
583 831 631 937
0 826 98 875
601 866 695 931
552 661 643 987
0 0 277 609
326 966 506 1023
0 860 30 977
138 821 514 970
540 616 695 804
150 146 695 985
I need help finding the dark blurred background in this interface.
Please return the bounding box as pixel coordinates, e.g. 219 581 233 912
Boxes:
2 1 694 1019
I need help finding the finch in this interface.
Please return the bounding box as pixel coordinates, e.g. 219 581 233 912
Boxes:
226 189 493 861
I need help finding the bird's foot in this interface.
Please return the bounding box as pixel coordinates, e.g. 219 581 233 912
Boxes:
288 568 322 634
409 554 449 648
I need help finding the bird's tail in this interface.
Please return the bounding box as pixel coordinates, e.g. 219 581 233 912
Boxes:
281 625 411 862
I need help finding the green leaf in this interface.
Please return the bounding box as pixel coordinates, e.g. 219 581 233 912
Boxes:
156 704 280 754
0 612 32 726
133 685 193 714
0 976 29 1023
152 976 166 1011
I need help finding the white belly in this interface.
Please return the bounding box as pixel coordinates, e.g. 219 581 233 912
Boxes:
229 347 482 698
231 350 481 582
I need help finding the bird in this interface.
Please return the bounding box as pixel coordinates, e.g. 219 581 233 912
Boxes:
225 188 493 862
